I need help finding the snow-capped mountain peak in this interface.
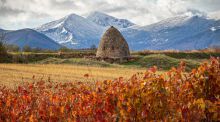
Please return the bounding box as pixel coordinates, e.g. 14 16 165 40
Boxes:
36 13 104 48
87 11 135 28
37 13 84 31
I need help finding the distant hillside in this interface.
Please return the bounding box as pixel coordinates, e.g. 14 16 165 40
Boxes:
1 28 62 50
0 29 4 32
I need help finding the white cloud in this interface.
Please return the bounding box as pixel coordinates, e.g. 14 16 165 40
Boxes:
0 0 220 29
209 10 220 20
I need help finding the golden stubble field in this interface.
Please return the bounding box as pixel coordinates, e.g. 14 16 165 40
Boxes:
0 64 146 87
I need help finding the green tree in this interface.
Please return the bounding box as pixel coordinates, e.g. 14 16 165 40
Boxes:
0 41 6 55
32 47 43 53
0 33 8 62
22 45 32 52
5 44 20 52
59 47 70 52
90 44 97 50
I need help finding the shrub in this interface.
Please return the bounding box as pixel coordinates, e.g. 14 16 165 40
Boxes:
0 41 6 55
90 44 97 50
22 45 32 52
5 44 20 52
0 35 8 62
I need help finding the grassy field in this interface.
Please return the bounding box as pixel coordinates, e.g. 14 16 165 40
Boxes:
37 54 202 71
122 54 201 71
1 51 218 87
0 64 146 87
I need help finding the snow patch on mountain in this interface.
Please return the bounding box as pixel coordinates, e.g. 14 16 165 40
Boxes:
210 27 216 31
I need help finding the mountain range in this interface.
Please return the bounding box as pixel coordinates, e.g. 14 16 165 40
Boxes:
123 14 220 50
1 11 220 50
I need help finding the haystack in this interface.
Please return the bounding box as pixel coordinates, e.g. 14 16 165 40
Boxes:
96 26 130 58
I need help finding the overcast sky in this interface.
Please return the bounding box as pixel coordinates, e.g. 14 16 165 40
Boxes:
0 0 220 30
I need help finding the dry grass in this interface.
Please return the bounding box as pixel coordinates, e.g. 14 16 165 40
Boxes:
0 64 146 87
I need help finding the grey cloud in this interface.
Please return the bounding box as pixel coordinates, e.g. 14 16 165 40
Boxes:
0 6 24 16
104 6 149 15
184 0 220 11
0 0 6 3
49 0 77 10
29 12 50 18
102 6 126 13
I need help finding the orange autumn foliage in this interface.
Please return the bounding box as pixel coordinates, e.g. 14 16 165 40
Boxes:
0 58 219 121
